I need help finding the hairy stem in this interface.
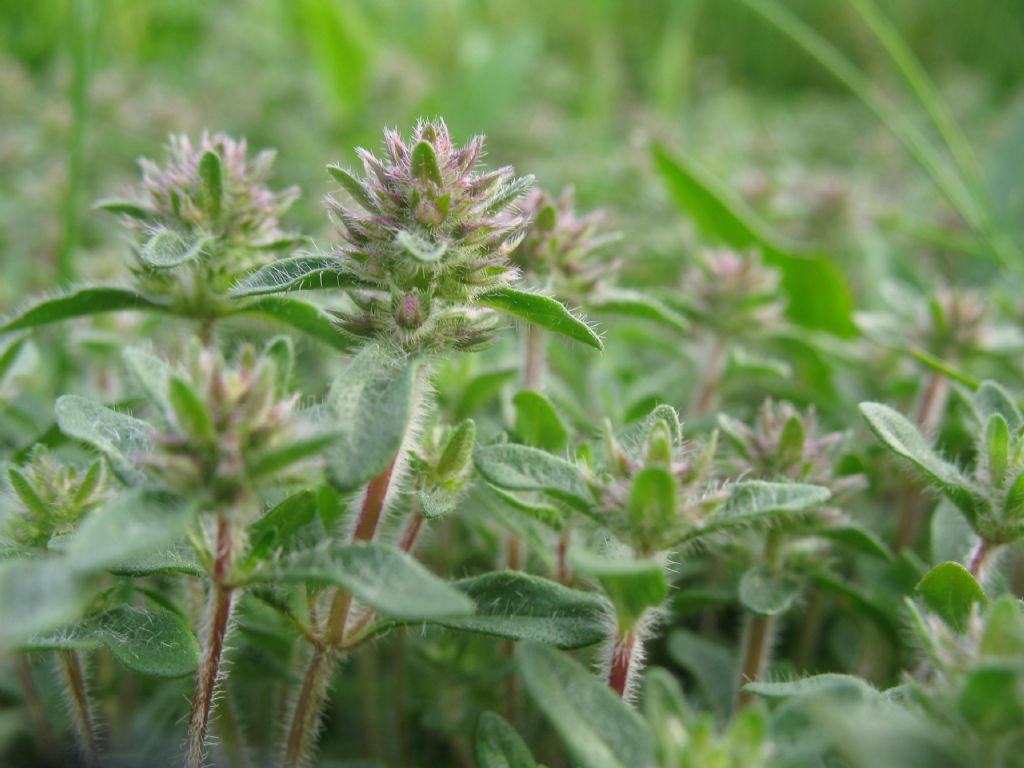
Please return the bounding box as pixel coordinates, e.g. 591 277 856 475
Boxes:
556 530 571 585
522 323 547 390
59 649 100 768
398 498 425 553
607 630 638 698
691 335 727 417
186 518 237 768
14 656 53 755
738 613 775 706
969 538 993 580
896 373 950 550
282 451 405 768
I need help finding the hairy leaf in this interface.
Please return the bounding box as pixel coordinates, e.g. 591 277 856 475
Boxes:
476 712 536 768
0 287 166 334
479 287 603 350
55 395 153 484
474 443 591 512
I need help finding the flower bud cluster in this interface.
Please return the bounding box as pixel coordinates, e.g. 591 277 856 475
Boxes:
325 119 532 352
677 248 785 337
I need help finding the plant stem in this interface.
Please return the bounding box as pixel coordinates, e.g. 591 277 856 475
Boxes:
186 518 237 768
522 323 546 390
607 629 637 698
282 452 404 768
692 335 727 417
556 530 571 585
58 649 100 768
14 656 53 755
398 500 425 553
737 613 775 706
969 538 993 580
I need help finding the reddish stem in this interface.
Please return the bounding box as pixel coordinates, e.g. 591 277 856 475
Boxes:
738 614 774 707
353 456 398 542
556 531 571 585
399 510 425 553
607 631 636 698
969 539 993 579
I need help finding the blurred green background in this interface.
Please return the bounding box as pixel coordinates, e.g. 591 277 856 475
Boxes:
3 0 1023 312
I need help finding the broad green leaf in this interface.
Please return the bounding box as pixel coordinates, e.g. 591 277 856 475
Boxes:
327 164 379 211
957 665 1024 733
0 336 31 383
231 255 359 298
738 565 801 616
55 395 153 484
930 500 978 566
236 297 356 351
438 419 476 480
0 286 166 334
479 287 603 350
666 630 736 719
411 140 443 185
743 673 878 701
0 557 92 651
433 571 607 648
513 389 569 452
519 643 657 768
24 605 199 678
486 484 564 530
985 414 1010 487
246 490 319 563
474 443 592 512
917 561 987 631
642 667 693 766
109 543 202 577
257 541 473 621
325 345 420 491
476 712 536 768
63 490 194 573
141 230 211 269
587 289 689 333
973 381 1022 432
198 150 223 217
571 550 668 629
652 144 855 335
676 481 830 545
454 367 518 419
980 595 1024 658
860 402 984 523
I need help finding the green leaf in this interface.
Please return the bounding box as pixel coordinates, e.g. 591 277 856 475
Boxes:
513 390 569 452
327 164 379 211
627 467 677 541
0 286 166 334
63 490 194 574
198 150 223 218
258 541 473 621
474 443 592 512
55 395 153 484
642 667 693 766
123 348 171 411
8 467 48 518
109 543 202 577
248 430 340 480
819 525 892 560
479 287 603 351
985 414 1010 488
168 375 216 445
0 557 92 651
743 673 878 701
676 481 830 545
396 230 447 262
236 296 356 352
916 561 987 631
519 643 657 768
571 550 668 629
438 419 476 480
666 630 736 719
980 595 1024 658
973 381 1022 432
486 484 564 530
454 366 518 420
24 605 199 678
433 571 607 649
476 712 536 768
411 140 443 186
231 255 358 298
957 664 1024 733
587 289 689 333
652 144 855 335
140 229 211 269
1004 473 1024 521
738 565 801 616
94 199 156 221
860 402 984 523
325 345 420 491
246 490 319 563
